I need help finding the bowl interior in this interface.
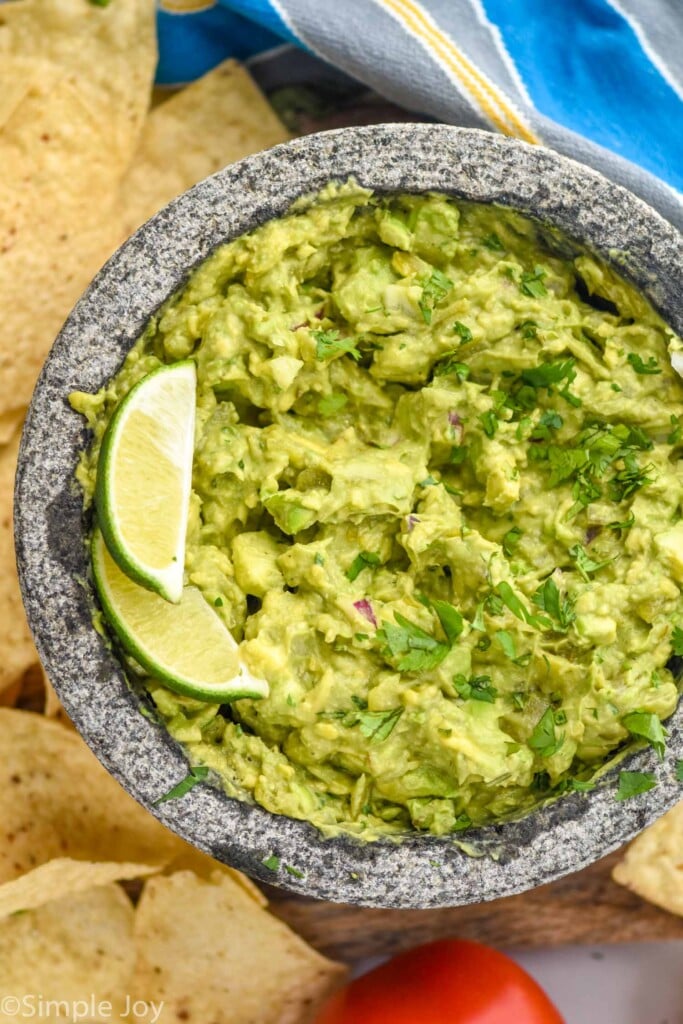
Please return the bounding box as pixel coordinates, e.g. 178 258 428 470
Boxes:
14 124 683 908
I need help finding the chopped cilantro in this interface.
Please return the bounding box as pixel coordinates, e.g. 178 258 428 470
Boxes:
419 269 453 324
615 770 657 801
512 691 528 710
429 599 464 643
285 864 305 878
313 328 360 361
519 319 538 339
482 232 505 252
521 358 575 389
566 777 596 793
530 410 563 441
627 353 661 375
213 597 223 607
314 552 325 566
154 766 209 805
668 414 682 445
608 513 635 532
496 580 551 629
495 629 517 660
434 356 470 381
569 543 614 581
479 409 498 438
452 813 473 832
520 265 548 298
502 526 523 558
675 760 683 783
379 613 450 672
529 707 564 757
355 707 404 742
262 854 281 871
672 625 683 656
453 321 473 342
318 392 348 416
449 445 469 465
622 710 667 760
346 550 381 582
453 673 497 703
532 576 576 630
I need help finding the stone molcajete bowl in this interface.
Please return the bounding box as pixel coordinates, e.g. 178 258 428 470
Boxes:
15 124 683 909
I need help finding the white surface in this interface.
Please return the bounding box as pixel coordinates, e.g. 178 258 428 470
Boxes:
512 941 683 1024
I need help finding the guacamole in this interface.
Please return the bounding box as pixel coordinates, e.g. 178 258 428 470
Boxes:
72 182 683 839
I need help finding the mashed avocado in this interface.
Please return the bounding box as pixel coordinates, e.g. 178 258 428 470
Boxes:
72 182 683 839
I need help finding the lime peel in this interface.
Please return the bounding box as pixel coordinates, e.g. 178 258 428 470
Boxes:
95 361 196 604
92 529 268 703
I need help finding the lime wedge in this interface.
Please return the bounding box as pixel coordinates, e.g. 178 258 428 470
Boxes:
95 361 196 604
91 529 269 703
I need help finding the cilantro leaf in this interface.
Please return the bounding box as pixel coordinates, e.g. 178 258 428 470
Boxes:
569 543 614 582
627 353 661 375
502 526 523 558
672 625 683 656
318 393 348 417
532 576 576 630
380 614 450 672
482 232 505 252
520 265 548 298
262 854 281 871
419 270 453 324
356 707 404 742
453 321 473 342
522 358 576 389
453 813 473 831
496 580 551 629
608 513 635 532
479 410 498 438
668 415 682 445
430 599 465 643
285 864 305 878
313 328 361 361
453 673 497 703
434 356 470 381
528 707 564 757
615 770 657 801
676 760 683 783
346 550 381 582
495 629 517 660
530 410 563 441
622 710 667 760
154 766 209 805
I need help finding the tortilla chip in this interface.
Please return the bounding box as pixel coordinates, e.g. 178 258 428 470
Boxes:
0 857 159 920
130 871 346 1024
0 0 156 232
115 59 290 236
0 0 157 435
0 884 135 1023
612 801 683 915
0 708 260 898
0 425 39 694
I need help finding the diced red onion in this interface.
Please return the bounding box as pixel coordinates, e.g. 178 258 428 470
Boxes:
353 599 377 627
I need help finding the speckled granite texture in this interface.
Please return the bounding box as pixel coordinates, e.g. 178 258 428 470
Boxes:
14 125 683 908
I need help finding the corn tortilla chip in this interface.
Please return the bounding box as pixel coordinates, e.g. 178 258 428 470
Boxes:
0 425 39 694
0 884 135 1023
131 871 346 1024
115 59 290 236
0 857 160 920
0 0 157 435
0 708 262 898
612 801 683 916
0 0 157 231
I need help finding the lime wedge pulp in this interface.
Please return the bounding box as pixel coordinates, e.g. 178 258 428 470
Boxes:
95 361 196 604
91 528 269 703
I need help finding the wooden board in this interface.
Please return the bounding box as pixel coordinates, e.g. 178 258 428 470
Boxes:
268 848 683 964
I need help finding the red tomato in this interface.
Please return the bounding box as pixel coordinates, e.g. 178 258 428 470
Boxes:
314 938 564 1024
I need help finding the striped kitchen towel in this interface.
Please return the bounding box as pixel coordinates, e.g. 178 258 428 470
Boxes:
156 0 683 231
